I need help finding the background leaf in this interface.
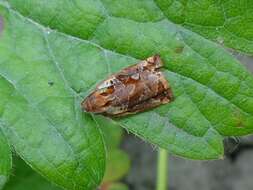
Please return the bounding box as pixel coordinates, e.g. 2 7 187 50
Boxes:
0 130 11 190
96 117 131 186
103 149 130 183
1 1 253 190
4 156 130 190
97 117 124 151
4 157 61 190
101 183 129 190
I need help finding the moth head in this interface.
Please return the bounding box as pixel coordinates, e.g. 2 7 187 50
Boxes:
81 84 115 113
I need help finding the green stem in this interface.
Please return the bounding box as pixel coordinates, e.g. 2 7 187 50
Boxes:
156 148 168 190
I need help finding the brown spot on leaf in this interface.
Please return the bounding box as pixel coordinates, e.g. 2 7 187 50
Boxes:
0 16 3 35
175 46 184 54
236 120 244 128
233 111 245 128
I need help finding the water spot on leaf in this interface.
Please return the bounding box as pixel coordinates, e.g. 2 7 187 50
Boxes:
45 28 51 34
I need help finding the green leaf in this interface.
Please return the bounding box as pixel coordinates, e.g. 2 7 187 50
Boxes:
102 150 130 183
0 4 105 190
0 130 11 190
4 157 62 190
95 117 130 185
154 0 253 55
96 116 123 151
103 183 129 190
1 0 253 172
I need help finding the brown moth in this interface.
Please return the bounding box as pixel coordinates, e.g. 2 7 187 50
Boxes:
81 55 173 117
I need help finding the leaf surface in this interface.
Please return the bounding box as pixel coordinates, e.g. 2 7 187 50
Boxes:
155 0 253 55
8 0 253 55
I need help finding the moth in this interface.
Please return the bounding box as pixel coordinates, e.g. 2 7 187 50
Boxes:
81 55 173 117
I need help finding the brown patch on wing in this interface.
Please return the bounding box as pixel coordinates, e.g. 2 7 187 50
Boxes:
110 87 173 117
100 86 115 96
